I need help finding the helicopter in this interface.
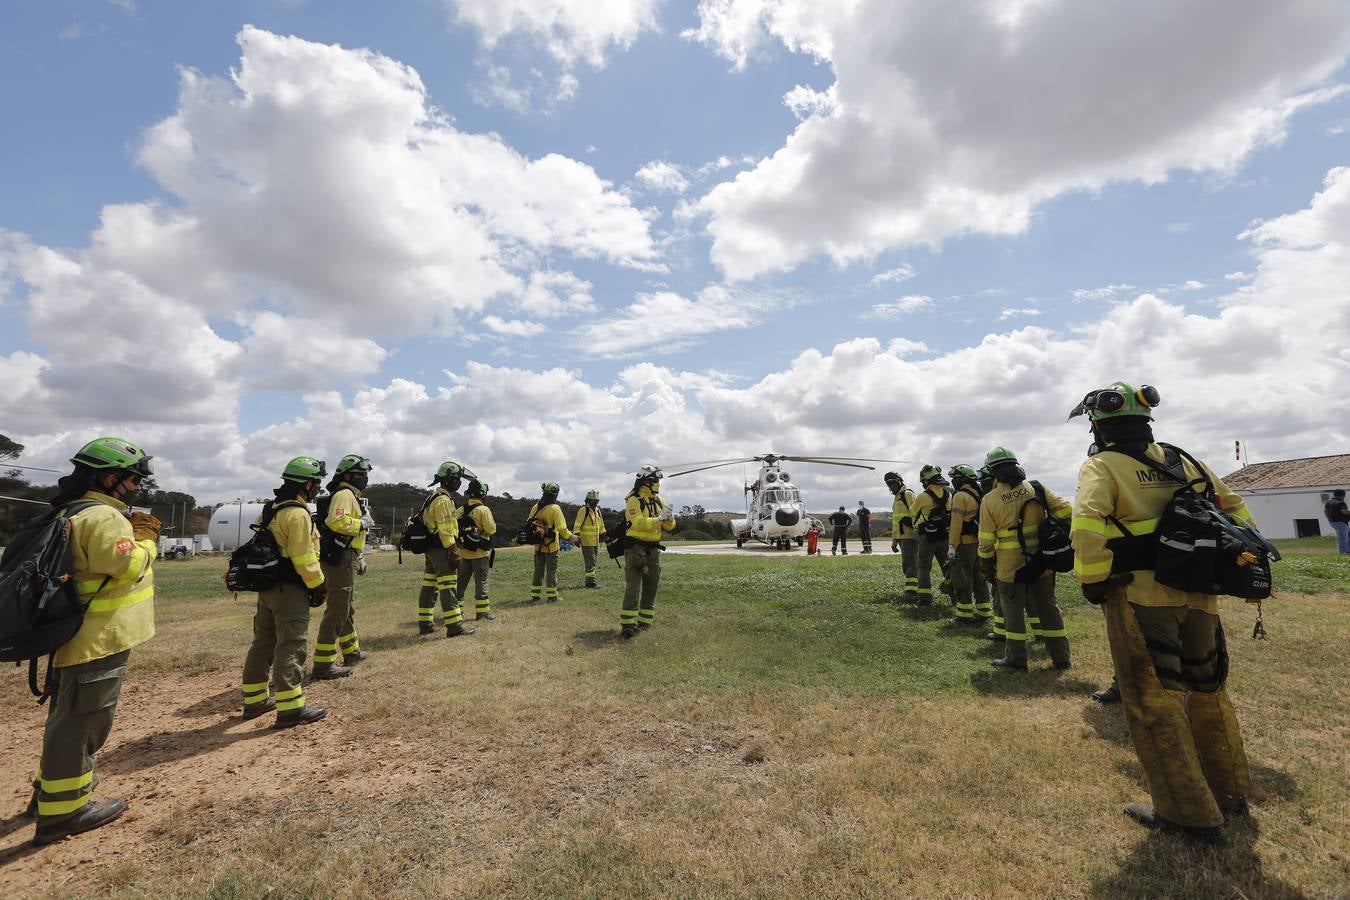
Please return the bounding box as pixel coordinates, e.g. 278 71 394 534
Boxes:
665 453 904 550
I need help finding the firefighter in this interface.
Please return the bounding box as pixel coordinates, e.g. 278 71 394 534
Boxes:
528 482 573 603
945 464 990 625
977 466 1004 641
1069 381 1254 840
27 438 157 844
573 489 607 588
417 461 474 637
241 457 334 727
313 454 371 679
828 506 852 555
455 478 496 621
976 447 1072 671
621 465 676 637
885 472 919 602
909 465 951 606
856 500 873 553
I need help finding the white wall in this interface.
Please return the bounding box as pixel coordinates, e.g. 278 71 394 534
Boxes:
1237 485 1350 539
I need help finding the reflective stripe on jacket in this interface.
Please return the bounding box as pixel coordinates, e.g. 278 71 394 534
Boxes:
424 488 458 550
1071 442 1255 611
572 506 607 547
56 491 156 667
626 487 674 544
977 480 1071 583
325 485 366 551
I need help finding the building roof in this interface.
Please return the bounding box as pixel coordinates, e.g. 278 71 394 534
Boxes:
1222 454 1350 491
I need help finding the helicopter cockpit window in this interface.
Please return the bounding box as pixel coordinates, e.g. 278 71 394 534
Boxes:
762 488 800 504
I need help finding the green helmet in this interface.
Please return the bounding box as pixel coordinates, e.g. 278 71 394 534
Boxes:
977 466 993 491
466 478 488 497
435 461 466 482
919 464 945 486
70 437 154 477
948 464 978 482
1068 381 1160 421
984 447 1018 469
541 481 560 494
585 489 599 502
282 456 327 484
335 454 372 476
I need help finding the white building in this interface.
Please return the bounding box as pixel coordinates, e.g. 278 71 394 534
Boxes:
1223 454 1350 539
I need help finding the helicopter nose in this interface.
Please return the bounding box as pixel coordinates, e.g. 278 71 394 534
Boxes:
775 509 800 527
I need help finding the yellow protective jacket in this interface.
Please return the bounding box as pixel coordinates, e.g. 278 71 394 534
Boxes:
325 484 367 551
890 488 915 538
423 488 458 550
948 486 982 547
1071 443 1256 612
572 505 607 548
458 499 496 561
527 502 572 553
269 501 324 589
910 485 950 534
626 486 675 544
978 480 1072 583
56 491 156 667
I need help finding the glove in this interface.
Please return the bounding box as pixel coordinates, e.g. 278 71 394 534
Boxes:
947 545 958 561
980 557 996 584
357 556 367 576
658 507 675 523
129 512 161 543
1081 573 1133 605
307 584 328 608
891 539 900 553
899 517 912 531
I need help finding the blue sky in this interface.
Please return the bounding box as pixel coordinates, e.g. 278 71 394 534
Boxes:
2 0 1349 508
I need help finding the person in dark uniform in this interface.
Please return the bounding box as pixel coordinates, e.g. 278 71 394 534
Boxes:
829 506 852 555
856 500 873 554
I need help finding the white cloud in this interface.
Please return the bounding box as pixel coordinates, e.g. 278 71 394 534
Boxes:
867 264 915 288
783 84 837 121
515 270 596 317
1182 279 1206 290
233 311 389 391
688 0 1350 280
482 315 548 336
634 160 690 194
864 294 932 318
1224 271 1253 281
1071 283 1136 302
998 307 1041 320
570 284 793 357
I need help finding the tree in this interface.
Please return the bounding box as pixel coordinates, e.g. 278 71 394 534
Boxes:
0 434 23 461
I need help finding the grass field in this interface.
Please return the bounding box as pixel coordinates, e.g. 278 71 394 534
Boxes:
1 541 1347 898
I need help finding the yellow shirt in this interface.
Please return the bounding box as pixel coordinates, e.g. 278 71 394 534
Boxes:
324 484 367 551
56 491 156 667
890 488 915 538
910 485 950 533
977 480 1072 583
1071 443 1255 612
572 505 607 547
626 487 675 544
270 501 324 589
457 500 497 560
423 488 458 550
948 487 981 547
527 502 572 553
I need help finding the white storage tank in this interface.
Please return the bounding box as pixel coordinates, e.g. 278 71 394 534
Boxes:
208 501 267 553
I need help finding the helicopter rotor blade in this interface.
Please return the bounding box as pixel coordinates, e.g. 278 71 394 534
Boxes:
778 458 877 471
785 455 919 466
665 460 756 478
661 457 756 472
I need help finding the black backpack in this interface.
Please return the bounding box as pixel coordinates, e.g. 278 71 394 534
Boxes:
1108 444 1279 600
604 518 631 560
313 494 356 564
457 505 493 552
1015 481 1075 582
516 502 556 546
0 501 110 697
225 501 302 592
917 489 951 543
398 492 439 559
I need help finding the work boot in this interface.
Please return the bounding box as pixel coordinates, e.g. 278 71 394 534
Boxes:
476 612 496 621
903 592 918 604
447 623 476 637
841 549 848 555
1124 802 1223 844
33 798 128 845
1093 681 1121 704
418 622 434 635
1053 659 1072 670
990 658 1028 672
548 595 563 603
636 622 650 631
985 631 1001 641
620 624 636 639
242 697 277 720
274 706 327 729
344 650 368 665
311 663 353 681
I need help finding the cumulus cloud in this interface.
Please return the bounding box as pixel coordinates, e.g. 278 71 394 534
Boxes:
864 295 933 318
688 0 1350 279
634 160 690 194
570 284 795 357
998 307 1041 320
515 270 596 317
1071 283 1137 302
867 264 915 288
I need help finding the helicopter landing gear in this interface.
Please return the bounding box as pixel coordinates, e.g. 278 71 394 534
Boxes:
795 536 804 547
736 538 744 548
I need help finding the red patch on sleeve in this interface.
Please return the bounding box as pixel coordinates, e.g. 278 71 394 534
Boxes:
116 538 135 555
334 508 348 518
